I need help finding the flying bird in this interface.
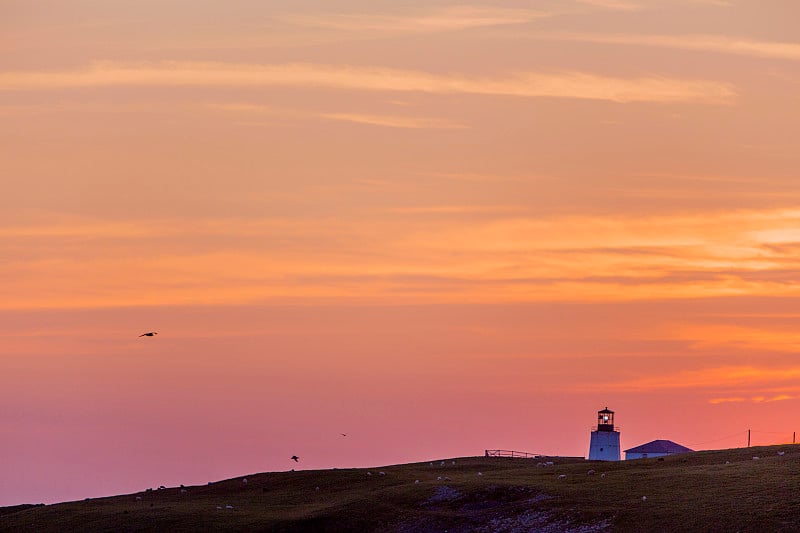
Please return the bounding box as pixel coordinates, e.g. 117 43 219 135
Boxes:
139 332 158 337
340 433 348 437
291 455 299 462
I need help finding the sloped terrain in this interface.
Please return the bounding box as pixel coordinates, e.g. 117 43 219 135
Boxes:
2 444 799 532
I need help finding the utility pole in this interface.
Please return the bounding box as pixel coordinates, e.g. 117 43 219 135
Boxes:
793 431 796 444
747 429 751 447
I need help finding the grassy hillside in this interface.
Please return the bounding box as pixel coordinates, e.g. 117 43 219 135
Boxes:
2 444 799 532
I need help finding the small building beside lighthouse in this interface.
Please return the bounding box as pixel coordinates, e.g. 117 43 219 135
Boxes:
588 407 620 461
624 439 693 460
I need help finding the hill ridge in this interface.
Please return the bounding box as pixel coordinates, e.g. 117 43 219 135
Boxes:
2 444 799 532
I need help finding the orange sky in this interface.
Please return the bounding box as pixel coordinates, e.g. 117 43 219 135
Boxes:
2 0 800 505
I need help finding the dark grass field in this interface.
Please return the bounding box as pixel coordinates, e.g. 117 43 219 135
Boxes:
3 444 800 532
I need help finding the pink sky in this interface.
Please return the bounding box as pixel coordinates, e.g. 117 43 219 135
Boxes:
2 0 800 505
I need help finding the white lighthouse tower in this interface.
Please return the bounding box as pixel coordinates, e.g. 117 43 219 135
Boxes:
588 407 620 461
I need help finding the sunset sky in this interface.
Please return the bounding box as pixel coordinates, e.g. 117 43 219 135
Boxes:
2 0 800 506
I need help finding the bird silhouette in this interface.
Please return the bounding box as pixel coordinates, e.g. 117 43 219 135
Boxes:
340 433 347 437
291 455 299 462
139 332 158 337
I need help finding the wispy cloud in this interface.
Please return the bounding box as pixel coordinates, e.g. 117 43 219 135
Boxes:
673 323 800 353
574 0 641 11
709 394 797 404
319 112 466 130
687 0 732 6
0 62 737 104
619 366 800 391
7 205 800 309
538 33 800 61
386 205 522 214
708 397 747 404
281 6 553 34
207 103 466 130
424 172 535 184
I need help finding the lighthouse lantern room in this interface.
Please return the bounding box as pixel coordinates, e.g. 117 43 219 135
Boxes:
597 408 614 431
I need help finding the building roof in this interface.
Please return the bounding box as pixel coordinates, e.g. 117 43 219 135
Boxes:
624 439 693 454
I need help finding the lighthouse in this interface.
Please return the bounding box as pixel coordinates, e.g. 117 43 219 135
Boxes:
588 407 620 461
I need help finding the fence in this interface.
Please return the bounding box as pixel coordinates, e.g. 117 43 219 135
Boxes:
484 449 541 459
